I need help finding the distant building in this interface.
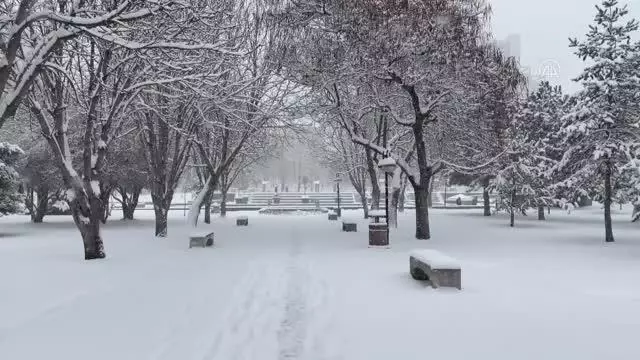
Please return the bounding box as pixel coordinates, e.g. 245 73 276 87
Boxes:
496 34 521 61
495 34 548 92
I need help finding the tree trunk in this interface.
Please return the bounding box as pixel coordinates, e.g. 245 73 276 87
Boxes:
413 184 431 239
510 188 516 227
154 205 168 237
483 186 491 216
427 177 434 208
359 192 369 219
604 160 614 243
71 197 105 260
220 188 228 217
537 205 545 221
152 194 172 237
99 187 113 224
204 195 212 223
123 204 135 220
121 187 141 220
33 187 49 223
390 187 400 228
187 176 214 228
366 149 381 210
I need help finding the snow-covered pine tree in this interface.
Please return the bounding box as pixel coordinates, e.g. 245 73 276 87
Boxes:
491 81 568 226
492 99 545 226
559 0 640 242
519 81 567 220
0 142 24 215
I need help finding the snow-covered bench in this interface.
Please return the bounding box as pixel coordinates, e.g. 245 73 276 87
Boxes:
328 212 338 221
342 221 357 232
409 249 461 289
189 230 214 248
236 216 248 226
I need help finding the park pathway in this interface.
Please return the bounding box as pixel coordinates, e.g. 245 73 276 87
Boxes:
200 216 338 360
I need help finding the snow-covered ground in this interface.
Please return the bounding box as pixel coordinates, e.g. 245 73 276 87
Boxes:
2 207 640 360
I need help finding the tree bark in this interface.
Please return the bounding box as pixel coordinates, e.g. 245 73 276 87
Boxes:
359 192 369 219
220 188 228 217
413 184 431 239
152 193 172 237
121 187 141 220
33 187 49 223
389 187 400 228
71 197 105 260
204 194 212 223
537 205 545 221
99 186 113 224
510 187 516 227
604 160 614 242
366 149 380 210
483 186 491 217
427 177 434 208
187 176 215 228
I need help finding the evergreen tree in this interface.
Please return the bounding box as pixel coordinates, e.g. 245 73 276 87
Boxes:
491 82 567 225
0 142 24 215
558 0 640 242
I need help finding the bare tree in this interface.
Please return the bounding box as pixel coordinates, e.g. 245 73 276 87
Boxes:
0 0 184 125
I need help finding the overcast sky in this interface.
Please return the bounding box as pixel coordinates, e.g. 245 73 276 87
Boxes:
490 0 640 93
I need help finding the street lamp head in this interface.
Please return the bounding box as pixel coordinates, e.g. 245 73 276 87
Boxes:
378 157 397 174
334 173 342 183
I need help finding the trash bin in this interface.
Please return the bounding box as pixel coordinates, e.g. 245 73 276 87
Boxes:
369 223 389 246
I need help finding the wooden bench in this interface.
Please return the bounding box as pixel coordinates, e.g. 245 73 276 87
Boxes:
189 231 214 248
342 221 357 232
409 249 461 289
236 216 248 226
328 212 338 221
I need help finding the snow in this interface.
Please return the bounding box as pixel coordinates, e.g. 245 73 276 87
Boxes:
409 249 461 269
65 188 75 201
377 157 397 169
369 209 387 217
90 180 100 196
0 142 24 154
97 140 108 149
2 207 640 359
52 200 70 212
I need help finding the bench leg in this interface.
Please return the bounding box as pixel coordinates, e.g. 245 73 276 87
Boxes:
410 267 429 281
429 272 440 289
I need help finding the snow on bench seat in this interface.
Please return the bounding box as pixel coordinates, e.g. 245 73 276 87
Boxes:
409 249 461 289
409 249 461 270
236 217 248 226
368 209 386 217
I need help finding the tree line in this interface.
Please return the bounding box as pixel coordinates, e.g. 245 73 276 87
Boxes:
1 0 639 261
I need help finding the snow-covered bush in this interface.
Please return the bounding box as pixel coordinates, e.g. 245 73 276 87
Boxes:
0 142 24 215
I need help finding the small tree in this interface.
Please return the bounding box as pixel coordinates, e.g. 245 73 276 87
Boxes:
108 135 148 220
559 0 640 242
0 142 24 216
19 142 65 222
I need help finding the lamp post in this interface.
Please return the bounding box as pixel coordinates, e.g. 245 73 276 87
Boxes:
334 173 342 217
378 156 397 245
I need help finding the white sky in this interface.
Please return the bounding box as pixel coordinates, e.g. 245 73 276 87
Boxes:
490 0 640 93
